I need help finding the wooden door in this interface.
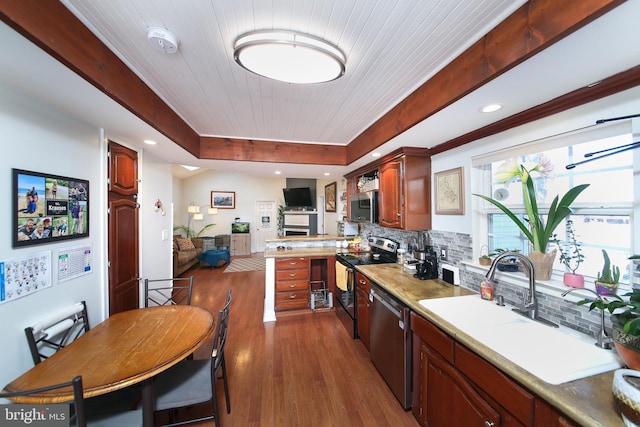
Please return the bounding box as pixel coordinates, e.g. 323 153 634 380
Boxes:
107 141 139 314
378 159 403 228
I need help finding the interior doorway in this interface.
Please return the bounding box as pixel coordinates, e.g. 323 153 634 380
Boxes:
254 200 278 252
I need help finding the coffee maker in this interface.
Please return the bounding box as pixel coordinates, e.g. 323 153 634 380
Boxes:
413 246 438 280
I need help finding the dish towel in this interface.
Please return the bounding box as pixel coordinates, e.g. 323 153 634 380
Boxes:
335 261 348 291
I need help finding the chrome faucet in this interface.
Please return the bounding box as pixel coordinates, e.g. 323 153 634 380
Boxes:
486 251 559 328
561 288 613 349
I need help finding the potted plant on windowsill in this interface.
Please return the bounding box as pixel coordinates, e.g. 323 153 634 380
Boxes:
577 287 640 370
473 157 589 280
551 219 585 287
595 249 620 296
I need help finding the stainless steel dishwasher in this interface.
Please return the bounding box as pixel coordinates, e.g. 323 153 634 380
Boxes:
369 282 411 409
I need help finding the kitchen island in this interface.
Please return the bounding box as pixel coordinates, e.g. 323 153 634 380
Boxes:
263 235 347 322
356 262 623 427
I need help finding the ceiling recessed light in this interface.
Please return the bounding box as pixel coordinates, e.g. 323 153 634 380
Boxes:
181 165 200 171
371 152 382 157
324 172 330 176
481 104 502 113
275 171 282 175
143 139 157 145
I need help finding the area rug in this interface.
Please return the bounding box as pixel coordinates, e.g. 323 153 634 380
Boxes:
224 258 266 273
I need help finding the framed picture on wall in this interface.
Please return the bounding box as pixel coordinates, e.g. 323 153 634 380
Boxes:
13 168 89 248
325 182 337 212
211 191 235 209
434 167 464 215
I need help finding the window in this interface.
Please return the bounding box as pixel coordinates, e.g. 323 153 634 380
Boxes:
474 129 636 285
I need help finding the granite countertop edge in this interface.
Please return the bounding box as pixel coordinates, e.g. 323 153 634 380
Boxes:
355 263 622 427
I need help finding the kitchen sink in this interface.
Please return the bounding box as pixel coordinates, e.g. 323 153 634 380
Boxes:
418 295 622 384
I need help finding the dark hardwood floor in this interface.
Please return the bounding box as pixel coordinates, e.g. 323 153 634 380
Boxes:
163 253 419 426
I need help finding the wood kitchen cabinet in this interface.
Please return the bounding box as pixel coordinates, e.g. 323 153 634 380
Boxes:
355 271 371 350
230 233 251 256
346 147 431 230
275 257 310 312
410 312 579 427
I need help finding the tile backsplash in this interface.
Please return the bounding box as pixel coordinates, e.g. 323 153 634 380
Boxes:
360 224 609 340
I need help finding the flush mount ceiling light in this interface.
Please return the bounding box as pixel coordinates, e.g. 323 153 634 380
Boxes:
234 30 346 84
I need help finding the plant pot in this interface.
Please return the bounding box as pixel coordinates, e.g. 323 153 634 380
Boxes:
596 280 618 296
563 273 584 288
612 369 640 427
525 250 557 281
479 257 492 266
612 316 640 370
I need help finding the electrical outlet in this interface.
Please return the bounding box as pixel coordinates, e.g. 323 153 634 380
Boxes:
440 247 448 260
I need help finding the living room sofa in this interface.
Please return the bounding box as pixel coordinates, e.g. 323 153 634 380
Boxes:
173 236 203 276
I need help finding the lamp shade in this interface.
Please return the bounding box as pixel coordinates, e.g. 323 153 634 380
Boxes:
234 30 345 84
208 207 219 215
193 213 204 221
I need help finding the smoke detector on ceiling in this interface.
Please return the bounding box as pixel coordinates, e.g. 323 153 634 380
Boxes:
147 27 179 54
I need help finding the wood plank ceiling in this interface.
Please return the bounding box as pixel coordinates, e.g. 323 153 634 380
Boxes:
0 0 635 178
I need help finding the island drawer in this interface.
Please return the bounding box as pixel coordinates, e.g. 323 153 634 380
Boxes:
276 290 310 310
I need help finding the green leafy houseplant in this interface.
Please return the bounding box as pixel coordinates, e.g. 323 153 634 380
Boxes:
173 223 216 238
473 158 590 254
579 289 640 336
553 219 584 274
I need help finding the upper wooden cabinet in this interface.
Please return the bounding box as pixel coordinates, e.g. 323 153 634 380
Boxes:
346 147 431 230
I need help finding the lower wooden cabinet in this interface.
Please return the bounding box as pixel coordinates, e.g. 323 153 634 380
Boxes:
230 233 251 256
275 257 310 312
355 271 371 350
410 312 578 427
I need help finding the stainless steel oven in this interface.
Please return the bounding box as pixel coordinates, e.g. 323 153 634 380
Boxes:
334 236 398 339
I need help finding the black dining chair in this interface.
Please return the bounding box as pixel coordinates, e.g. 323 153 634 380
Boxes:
0 375 142 427
151 289 232 427
24 301 90 365
144 277 194 307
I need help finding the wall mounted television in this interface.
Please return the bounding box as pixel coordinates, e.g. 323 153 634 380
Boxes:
13 168 89 248
283 187 314 209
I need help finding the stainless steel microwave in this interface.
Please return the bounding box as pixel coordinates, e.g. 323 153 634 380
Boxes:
349 191 378 223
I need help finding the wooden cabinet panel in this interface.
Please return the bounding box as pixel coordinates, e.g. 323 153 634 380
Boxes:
275 290 310 310
230 233 250 256
356 272 371 350
411 312 454 363
456 343 534 426
275 257 310 312
424 344 501 427
379 159 403 228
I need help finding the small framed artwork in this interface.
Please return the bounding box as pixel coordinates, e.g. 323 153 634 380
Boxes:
434 167 464 215
211 191 235 209
325 182 337 213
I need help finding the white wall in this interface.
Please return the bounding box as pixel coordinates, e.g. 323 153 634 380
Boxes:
0 82 175 388
0 83 106 386
431 86 640 246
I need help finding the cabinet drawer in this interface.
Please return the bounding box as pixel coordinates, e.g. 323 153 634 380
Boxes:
276 279 309 292
355 272 371 293
276 268 309 282
455 342 534 425
410 312 454 363
276 290 310 310
276 258 308 270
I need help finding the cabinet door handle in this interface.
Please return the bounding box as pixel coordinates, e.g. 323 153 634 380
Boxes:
484 422 495 427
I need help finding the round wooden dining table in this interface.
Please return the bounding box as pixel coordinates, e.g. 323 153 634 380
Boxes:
3 305 214 427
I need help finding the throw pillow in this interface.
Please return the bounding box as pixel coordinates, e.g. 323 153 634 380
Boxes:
176 238 196 251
